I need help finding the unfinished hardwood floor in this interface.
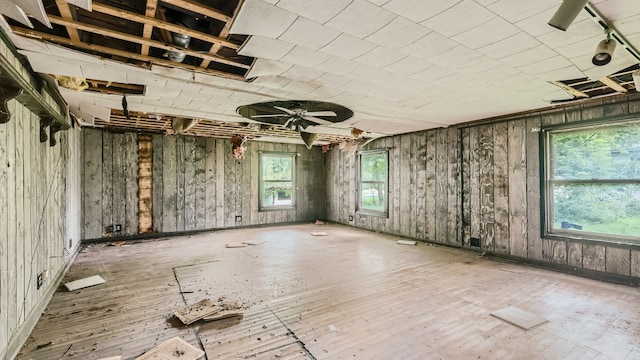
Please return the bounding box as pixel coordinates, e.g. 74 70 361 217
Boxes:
17 224 640 359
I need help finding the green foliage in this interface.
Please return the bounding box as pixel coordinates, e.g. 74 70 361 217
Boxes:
360 152 387 212
550 123 640 238
261 155 294 206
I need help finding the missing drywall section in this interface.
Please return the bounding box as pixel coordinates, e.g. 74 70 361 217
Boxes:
470 237 481 247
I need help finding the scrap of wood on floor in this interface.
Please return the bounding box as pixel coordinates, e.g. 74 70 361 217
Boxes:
135 337 204 360
311 232 328 236
490 306 549 330
64 275 106 291
243 240 264 245
226 243 247 248
397 240 417 246
203 309 244 321
174 299 221 325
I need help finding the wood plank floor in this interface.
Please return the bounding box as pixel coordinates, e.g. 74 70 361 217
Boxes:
17 224 640 360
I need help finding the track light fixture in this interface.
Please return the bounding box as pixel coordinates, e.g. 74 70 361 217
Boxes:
548 0 589 31
592 32 616 66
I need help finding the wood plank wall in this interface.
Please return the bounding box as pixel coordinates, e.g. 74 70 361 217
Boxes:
0 100 82 360
324 127 460 246
81 129 325 239
325 95 640 281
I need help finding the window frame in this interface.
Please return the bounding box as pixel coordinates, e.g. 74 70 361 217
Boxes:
541 116 640 244
356 149 389 217
258 151 297 211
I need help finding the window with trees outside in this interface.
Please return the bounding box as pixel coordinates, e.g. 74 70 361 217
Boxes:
544 120 640 242
358 150 388 216
259 152 295 210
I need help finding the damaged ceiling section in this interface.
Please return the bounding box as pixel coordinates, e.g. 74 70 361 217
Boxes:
1 0 640 146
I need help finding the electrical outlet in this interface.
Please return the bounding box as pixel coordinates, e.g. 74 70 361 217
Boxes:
114 224 122 232
235 215 242 222
37 273 43 290
349 215 354 221
69 238 72 248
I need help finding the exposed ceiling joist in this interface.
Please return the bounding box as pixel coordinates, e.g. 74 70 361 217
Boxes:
598 76 627 93
161 0 231 23
140 0 159 56
54 0 80 43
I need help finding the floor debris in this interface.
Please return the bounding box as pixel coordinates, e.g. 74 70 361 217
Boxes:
35 341 52 349
135 337 204 360
314 220 325 225
98 356 122 360
311 232 328 236
173 299 221 325
107 241 126 246
243 240 264 246
328 325 337 332
490 306 549 330
226 243 247 248
64 275 106 291
202 309 244 321
397 240 417 246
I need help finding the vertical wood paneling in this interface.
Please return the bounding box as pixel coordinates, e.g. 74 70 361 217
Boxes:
606 248 630 276
400 135 411 236
542 239 567 264
151 135 164 232
416 133 427 239
176 137 186 231
583 245 606 272
447 127 459 245
215 139 225 227
478 125 494 251
249 140 259 225
468 126 480 244
224 141 235 227
507 120 527 257
162 136 177 232
124 133 138 235
425 131 436 241
525 116 542 260
138 135 153 234
0 101 8 349
632 251 640 278
102 132 113 236
22 108 33 319
435 129 448 243
392 136 401 233
83 130 102 238
112 134 126 232
7 101 17 335
204 138 217 228
493 122 509 253
194 137 206 229
408 134 417 238
461 128 471 246
241 141 252 225
15 106 25 326
567 242 582 268
183 137 196 231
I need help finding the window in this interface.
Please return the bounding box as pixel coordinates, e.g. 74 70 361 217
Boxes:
259 152 295 210
544 120 640 242
357 150 388 216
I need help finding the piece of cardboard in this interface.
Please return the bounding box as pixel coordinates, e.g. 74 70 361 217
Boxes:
491 306 548 330
397 240 417 246
135 337 204 360
64 275 106 291
174 299 221 325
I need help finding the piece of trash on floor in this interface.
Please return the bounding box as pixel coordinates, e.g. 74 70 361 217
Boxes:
64 275 106 291
311 232 328 236
397 240 417 246
36 341 53 349
314 220 325 225
490 306 548 330
203 309 245 321
107 241 126 246
328 325 337 332
243 240 264 246
174 299 221 325
226 243 247 248
135 337 204 360
98 356 122 360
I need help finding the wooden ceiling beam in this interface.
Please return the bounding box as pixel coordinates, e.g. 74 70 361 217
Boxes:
11 28 246 80
54 0 81 42
160 0 231 23
598 76 627 93
91 2 240 50
200 0 240 68
141 0 159 56
45 16 250 69
550 80 589 98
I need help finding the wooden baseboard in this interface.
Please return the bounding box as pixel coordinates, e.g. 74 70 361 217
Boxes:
1 244 80 360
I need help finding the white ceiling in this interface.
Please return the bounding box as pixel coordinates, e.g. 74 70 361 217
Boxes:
3 0 640 140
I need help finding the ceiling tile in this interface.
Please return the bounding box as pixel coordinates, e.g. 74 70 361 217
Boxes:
536 18 604 49
237 36 295 60
312 73 353 88
428 45 481 69
246 58 293 77
354 46 407 68
20 50 83 77
455 56 502 75
383 0 462 23
320 33 377 59
420 0 496 37
278 17 340 50
248 76 292 90
383 56 431 76
487 0 559 23
315 56 365 77
594 0 640 22
365 16 430 49
281 65 325 82
614 14 640 36
230 0 298 38
275 0 350 24
471 64 521 83
81 64 127 83
477 32 542 60
451 17 520 50
325 0 397 39
409 65 455 82
500 45 559 68
280 46 332 68
399 31 459 60
518 55 574 75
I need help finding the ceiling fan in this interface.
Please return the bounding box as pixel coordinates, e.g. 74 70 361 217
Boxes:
236 100 354 148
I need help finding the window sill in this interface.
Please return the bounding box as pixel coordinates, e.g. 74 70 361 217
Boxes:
259 206 296 212
356 210 388 218
544 232 640 250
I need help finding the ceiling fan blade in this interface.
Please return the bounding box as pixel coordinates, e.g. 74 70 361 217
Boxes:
251 114 289 118
273 106 296 115
304 116 334 125
304 111 337 117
